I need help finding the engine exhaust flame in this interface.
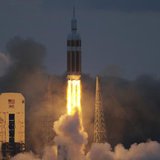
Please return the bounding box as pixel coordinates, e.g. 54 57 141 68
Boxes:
67 79 81 116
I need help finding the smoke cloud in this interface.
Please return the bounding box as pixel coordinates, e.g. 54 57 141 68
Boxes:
87 141 160 160
1 37 160 159
54 112 88 160
101 76 160 147
0 37 66 153
11 112 160 160
11 152 40 160
81 75 160 148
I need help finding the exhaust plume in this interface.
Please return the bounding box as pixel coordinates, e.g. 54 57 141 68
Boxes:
54 112 88 160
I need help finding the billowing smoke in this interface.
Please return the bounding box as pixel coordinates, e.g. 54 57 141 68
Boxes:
1 37 160 159
11 146 57 160
101 76 160 147
54 112 88 160
0 36 46 92
87 141 160 160
80 75 160 148
0 37 66 153
11 152 40 160
10 110 160 160
0 142 2 159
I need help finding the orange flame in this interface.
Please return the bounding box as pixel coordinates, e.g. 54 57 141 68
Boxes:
67 79 81 116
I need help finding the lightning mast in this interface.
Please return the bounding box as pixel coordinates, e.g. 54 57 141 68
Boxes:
93 76 107 143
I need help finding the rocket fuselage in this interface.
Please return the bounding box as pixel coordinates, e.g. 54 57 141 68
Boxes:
67 40 81 76
67 11 81 80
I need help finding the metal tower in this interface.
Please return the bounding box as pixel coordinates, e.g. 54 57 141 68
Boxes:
93 76 107 143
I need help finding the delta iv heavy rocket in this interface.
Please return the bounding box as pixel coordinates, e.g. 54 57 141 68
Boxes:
67 8 81 80
58 8 82 160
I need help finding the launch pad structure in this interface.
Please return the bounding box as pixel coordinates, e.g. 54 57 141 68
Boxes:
93 76 107 143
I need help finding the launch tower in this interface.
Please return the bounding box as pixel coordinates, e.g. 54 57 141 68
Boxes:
93 76 107 143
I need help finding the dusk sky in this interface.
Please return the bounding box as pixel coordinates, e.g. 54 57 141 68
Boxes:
0 0 160 79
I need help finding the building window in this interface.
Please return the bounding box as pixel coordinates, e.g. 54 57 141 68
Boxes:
9 114 15 143
9 114 15 120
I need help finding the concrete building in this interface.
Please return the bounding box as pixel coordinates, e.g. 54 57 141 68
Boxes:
0 93 25 159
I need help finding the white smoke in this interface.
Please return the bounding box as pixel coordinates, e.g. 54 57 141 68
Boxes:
9 112 160 160
53 112 88 160
114 141 160 160
11 146 57 160
52 112 160 160
86 143 114 160
11 152 40 160
0 52 11 76
87 141 160 160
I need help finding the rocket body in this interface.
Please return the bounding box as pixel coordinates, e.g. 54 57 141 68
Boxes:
67 39 81 76
67 11 81 80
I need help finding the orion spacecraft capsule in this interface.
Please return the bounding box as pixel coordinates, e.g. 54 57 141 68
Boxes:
67 8 81 80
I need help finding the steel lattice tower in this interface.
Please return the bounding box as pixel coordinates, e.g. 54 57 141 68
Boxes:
93 76 107 143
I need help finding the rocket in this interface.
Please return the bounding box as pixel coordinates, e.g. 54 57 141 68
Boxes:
67 8 81 80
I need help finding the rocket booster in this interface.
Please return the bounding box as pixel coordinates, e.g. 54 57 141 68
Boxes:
67 8 81 80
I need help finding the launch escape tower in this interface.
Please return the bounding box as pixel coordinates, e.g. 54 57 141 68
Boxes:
67 7 81 80
93 76 107 143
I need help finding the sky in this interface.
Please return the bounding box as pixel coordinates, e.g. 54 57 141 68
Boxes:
0 0 160 79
